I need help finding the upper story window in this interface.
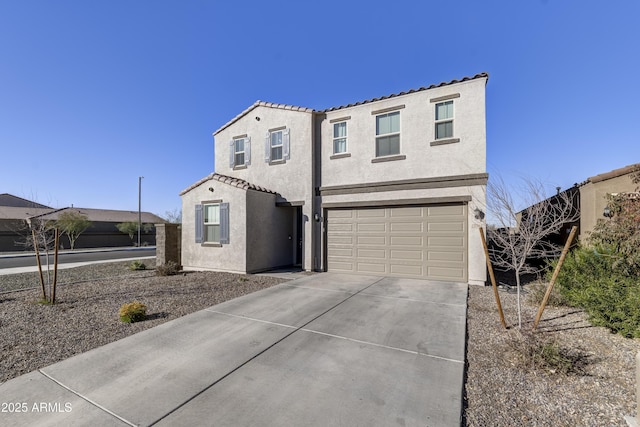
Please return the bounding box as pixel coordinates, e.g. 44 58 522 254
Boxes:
234 137 245 165
333 122 347 154
203 203 220 243
264 128 290 163
375 111 400 157
229 136 250 168
435 101 454 140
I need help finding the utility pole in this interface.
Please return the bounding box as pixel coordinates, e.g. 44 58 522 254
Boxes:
138 176 143 247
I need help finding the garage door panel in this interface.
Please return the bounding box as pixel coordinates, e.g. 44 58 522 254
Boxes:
357 236 386 245
328 236 353 245
327 204 467 282
357 223 386 232
390 222 423 232
357 248 386 259
329 248 353 257
428 222 465 232
390 207 423 217
390 249 423 260
357 209 386 218
390 264 424 275
357 262 386 273
428 236 465 247
428 251 465 262
390 236 423 246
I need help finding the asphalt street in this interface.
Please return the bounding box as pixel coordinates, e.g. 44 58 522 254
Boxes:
0 247 155 270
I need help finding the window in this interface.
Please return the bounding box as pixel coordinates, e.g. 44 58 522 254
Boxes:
270 130 283 161
229 136 250 168
333 122 347 154
375 111 400 157
195 203 230 244
435 101 454 139
264 128 290 163
203 204 220 243
234 138 245 166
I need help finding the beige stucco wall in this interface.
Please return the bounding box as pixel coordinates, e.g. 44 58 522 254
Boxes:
320 77 487 186
579 174 637 241
180 178 248 274
246 190 296 272
214 105 315 271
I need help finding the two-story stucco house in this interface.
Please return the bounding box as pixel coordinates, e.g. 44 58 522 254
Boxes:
180 72 489 285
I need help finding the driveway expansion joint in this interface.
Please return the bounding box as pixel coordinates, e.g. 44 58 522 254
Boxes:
37 370 137 427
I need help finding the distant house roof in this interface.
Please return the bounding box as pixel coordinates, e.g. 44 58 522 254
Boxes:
584 163 640 185
0 206 54 221
0 194 52 209
213 72 489 134
180 173 278 196
29 207 166 224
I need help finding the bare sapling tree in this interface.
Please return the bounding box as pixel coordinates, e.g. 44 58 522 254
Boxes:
19 218 58 303
487 176 579 328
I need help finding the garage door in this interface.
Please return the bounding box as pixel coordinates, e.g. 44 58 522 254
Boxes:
326 204 467 281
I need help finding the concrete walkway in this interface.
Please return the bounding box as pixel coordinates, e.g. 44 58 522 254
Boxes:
0 273 468 426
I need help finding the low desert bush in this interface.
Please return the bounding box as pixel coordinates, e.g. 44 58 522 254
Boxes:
128 260 147 271
551 246 640 338
506 329 587 375
156 261 179 276
119 301 147 323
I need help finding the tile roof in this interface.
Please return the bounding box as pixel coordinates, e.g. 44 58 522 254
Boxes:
321 72 489 112
179 173 278 196
586 163 640 184
213 72 488 133
214 100 314 136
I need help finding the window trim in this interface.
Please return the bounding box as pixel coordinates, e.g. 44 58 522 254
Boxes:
332 121 348 155
265 127 290 164
435 100 454 140
233 137 246 167
203 202 221 244
374 111 401 158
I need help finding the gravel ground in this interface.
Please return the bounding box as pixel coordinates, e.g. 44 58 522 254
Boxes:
1 262 639 426
0 261 286 383
464 283 640 426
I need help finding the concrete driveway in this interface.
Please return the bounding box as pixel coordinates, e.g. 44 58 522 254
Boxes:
0 273 468 427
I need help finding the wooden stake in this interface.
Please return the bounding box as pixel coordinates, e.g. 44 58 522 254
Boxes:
533 225 578 329
32 229 46 300
479 227 507 329
52 228 59 305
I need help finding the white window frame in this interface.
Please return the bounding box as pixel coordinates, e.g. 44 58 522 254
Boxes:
375 111 400 157
203 203 220 243
234 137 245 166
435 100 454 140
333 121 348 154
270 130 283 161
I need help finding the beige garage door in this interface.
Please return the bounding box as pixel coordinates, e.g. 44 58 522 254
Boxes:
326 204 467 281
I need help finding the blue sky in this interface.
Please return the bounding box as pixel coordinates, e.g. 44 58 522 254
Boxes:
1 0 639 218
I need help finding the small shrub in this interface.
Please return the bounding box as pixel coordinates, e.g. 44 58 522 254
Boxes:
527 282 569 307
119 301 147 323
506 329 586 375
129 260 147 271
551 246 640 338
156 261 179 276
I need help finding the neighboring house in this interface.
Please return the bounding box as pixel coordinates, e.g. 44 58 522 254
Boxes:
513 163 639 246
181 73 489 285
0 194 165 251
577 163 639 241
